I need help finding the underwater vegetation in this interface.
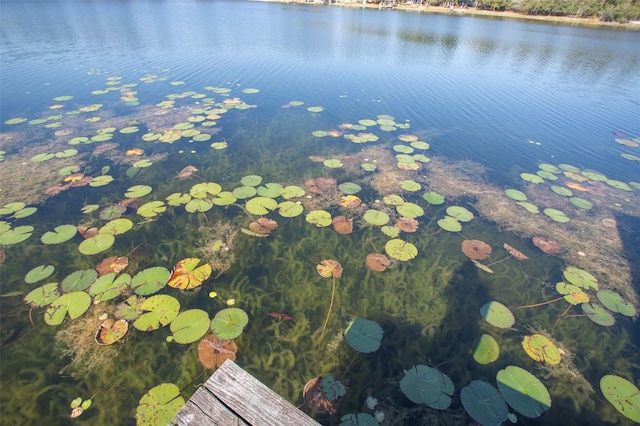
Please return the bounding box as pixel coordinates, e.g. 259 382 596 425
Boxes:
1 70 639 426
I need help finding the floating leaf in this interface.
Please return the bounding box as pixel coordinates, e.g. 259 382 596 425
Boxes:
437 216 461 232
384 239 417 261
522 334 561 365
339 413 378 426
597 290 636 317
246 196 278 215
473 334 500 364
132 295 180 331
338 182 361 194
505 189 527 201
461 240 492 261
582 302 615 326
167 258 212 290
61 269 97 292
600 375 640 423
396 202 424 218
44 292 92 325
446 206 474 222
503 243 528 260
281 185 305 199
480 301 515 329
532 236 562 254
89 272 131 301
170 309 210 344
0 225 34 245
24 264 55 284
306 209 332 227
461 380 508 426
569 197 593 209
190 182 222 198
124 184 152 198
363 210 390 226
365 253 390 272
332 216 353 235
131 267 170 295
114 295 144 321
344 318 383 353
24 282 60 307
399 365 454 410
137 201 167 218
135 383 185 426
317 259 343 278
303 376 343 415
249 217 278 235
185 198 213 213
100 218 133 235
233 186 257 199
40 225 78 245
496 365 551 418
95 318 128 345
210 307 249 339
543 208 570 223
520 173 544 184
78 233 115 255
563 267 598 290
197 334 237 369
556 282 590 305
278 201 304 218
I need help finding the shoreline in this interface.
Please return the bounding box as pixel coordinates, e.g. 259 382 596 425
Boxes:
255 0 640 31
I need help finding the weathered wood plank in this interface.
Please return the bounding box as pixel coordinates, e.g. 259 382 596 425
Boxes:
174 360 319 426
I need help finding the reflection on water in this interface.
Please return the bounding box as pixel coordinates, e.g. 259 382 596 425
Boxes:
1 1 640 425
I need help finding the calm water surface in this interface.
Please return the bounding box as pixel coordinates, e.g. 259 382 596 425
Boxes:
1 1 639 425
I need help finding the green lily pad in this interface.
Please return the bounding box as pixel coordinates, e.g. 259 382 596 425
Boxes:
323 159 343 168
582 302 615 326
522 334 561 365
384 239 418 261
361 163 376 172
543 208 570 223
185 198 213 213
556 282 590 305
539 163 561 173
480 301 515 329
344 318 383 353
399 365 454 410
24 264 55 284
339 413 378 426
190 182 222 198
257 183 283 198
517 201 540 213
383 194 404 206
120 126 139 134
78 234 115 255
89 273 131 301
0 225 34 245
210 307 249 339
363 210 390 226
170 309 210 344
621 153 640 161
473 334 500 364
133 295 180 331
311 130 327 138
520 173 544 184
411 141 430 150
307 106 324 113
278 201 304 218
582 170 607 181
536 170 558 181
569 197 593 210
600 375 640 423
597 290 636 317
422 191 445 205
114 295 144 321
135 383 185 426
30 153 54 163
89 175 114 187
125 185 152 198
61 269 98 292
131 267 170 296
12 207 37 219
44 292 92 325
496 365 551 418
246 197 278 215
563 267 598 290
394 144 414 154
396 202 424 218
505 189 527 201
133 159 153 168
232 186 257 199
400 180 421 192
240 175 262 186
54 149 78 158
461 380 508 426
137 201 167 218
412 153 430 163
24 282 60 307
281 185 305 199
305 209 332 227
4 117 27 125
437 216 461 232
381 225 400 238
446 206 473 222
100 218 134 235
211 191 237 206
0 202 26 215
338 182 361 195
550 186 573 196
166 193 192 206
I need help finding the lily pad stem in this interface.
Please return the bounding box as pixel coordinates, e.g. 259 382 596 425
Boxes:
319 277 336 341
513 297 563 309
552 304 573 331
486 255 513 267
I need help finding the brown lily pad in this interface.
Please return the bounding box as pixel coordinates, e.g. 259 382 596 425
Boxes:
503 243 528 260
366 253 390 272
396 217 419 233
96 256 129 276
248 218 278 235
77 225 99 239
532 236 562 255
197 334 237 369
332 216 353 234
461 240 492 260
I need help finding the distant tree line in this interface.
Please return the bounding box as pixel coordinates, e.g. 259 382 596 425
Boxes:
372 0 640 22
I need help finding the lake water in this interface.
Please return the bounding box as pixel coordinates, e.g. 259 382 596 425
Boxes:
1 1 639 425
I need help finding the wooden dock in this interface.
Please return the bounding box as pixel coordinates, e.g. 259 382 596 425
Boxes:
174 359 320 425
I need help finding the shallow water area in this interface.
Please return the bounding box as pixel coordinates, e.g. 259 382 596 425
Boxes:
1 1 640 425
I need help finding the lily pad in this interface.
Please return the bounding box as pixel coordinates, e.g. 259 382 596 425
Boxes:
170 309 210 344
338 182 361 194
496 365 551 418
550 185 573 197
44 292 92 325
78 234 115 255
543 208 570 223
124 185 152 198
210 307 249 339
278 201 304 218
0 225 34 245
437 216 462 232
61 269 98 292
460 380 508 426
190 182 222 198
281 185 305 199
480 301 515 329
384 239 418 261
90 175 114 187
596 290 636 317
344 318 383 353
400 180 421 191
505 189 527 201
305 210 332 227
257 183 283 198
185 198 213 213
24 282 60 307
232 186 257 199
95 318 129 345
582 302 615 326
563 267 598 290
522 334 561 365
363 210 390 226
167 258 212 290
100 218 133 235
473 334 500 364
24 264 55 284
520 173 544 184
0 202 26 215
517 201 539 213
323 159 343 168
135 383 185 426
137 201 167 218
132 295 180 331
396 202 424 218
422 191 445 205
90 273 131 301
399 365 454 410
555 282 590 305
569 197 592 209
131 267 170 296
246 197 278 215
600 375 640 423
339 413 378 426
446 206 473 222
